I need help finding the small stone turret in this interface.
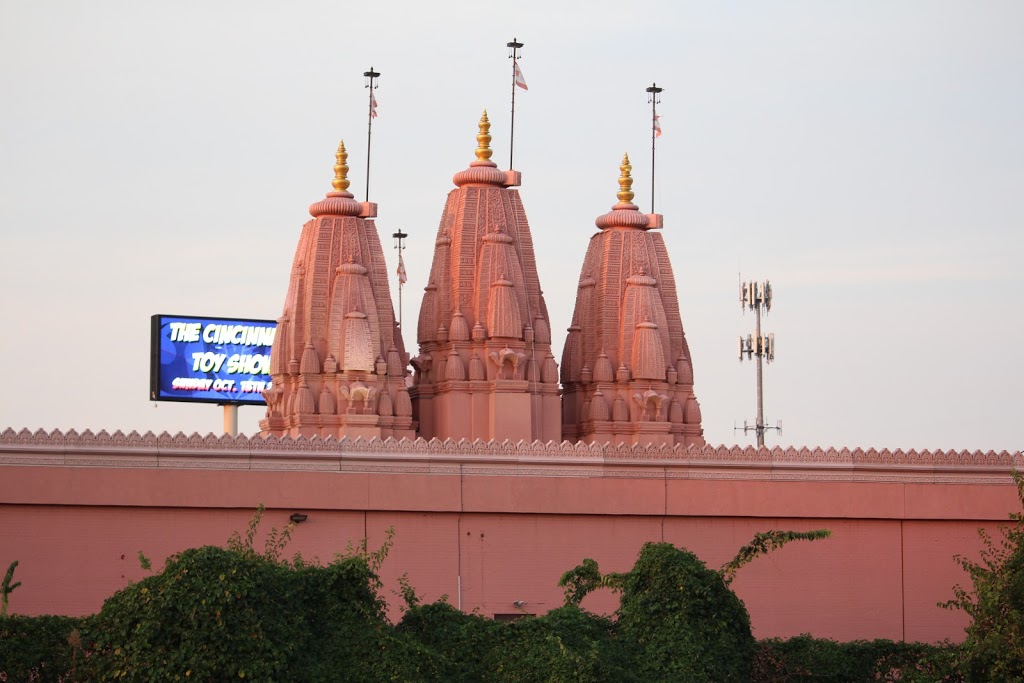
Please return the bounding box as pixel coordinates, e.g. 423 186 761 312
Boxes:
411 112 560 443
560 154 704 446
260 141 414 440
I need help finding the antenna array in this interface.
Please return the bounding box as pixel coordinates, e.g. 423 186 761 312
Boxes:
736 279 781 447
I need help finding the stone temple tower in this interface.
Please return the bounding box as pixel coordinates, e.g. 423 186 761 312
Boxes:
260 142 415 440
411 112 561 443
561 154 704 446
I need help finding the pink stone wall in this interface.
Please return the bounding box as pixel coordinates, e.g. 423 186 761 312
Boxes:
1 434 1020 643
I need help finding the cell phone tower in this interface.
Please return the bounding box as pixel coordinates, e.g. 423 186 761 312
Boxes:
737 279 781 447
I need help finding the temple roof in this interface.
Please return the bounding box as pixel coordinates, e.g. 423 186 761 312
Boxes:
260 141 413 440
560 155 703 446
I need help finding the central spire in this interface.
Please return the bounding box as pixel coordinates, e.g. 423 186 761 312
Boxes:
616 153 634 205
332 140 351 194
411 114 559 443
454 110 515 188
474 111 494 165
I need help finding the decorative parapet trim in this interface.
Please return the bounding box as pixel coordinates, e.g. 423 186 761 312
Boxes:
0 428 1020 483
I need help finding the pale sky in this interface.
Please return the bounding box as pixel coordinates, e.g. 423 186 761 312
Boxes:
1 1 1021 452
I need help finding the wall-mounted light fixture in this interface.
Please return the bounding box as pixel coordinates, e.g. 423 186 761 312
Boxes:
513 600 526 608
289 513 308 524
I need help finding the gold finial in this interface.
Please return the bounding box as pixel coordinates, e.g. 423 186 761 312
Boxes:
332 140 350 193
616 153 634 204
475 110 493 162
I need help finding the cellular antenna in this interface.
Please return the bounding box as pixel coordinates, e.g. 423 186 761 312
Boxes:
645 82 663 214
736 278 781 447
507 38 525 169
363 66 380 202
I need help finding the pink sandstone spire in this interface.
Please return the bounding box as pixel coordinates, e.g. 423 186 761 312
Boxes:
411 111 560 443
259 141 414 440
560 154 704 447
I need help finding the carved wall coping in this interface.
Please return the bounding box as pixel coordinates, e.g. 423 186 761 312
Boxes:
0 427 1020 484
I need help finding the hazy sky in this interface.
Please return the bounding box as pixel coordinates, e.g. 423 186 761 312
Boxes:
1 1 1021 452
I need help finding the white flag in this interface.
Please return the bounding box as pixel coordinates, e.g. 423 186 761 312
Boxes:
371 92 379 118
654 114 662 138
397 253 407 284
514 61 528 90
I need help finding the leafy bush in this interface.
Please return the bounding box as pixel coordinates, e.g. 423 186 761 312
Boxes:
944 472 1024 682
490 605 638 683
752 635 963 682
76 510 437 682
397 601 508 681
0 614 83 682
616 542 757 682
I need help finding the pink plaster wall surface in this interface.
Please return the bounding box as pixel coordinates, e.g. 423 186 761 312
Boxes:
1 429 1021 642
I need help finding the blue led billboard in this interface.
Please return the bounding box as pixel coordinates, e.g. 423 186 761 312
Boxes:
150 314 277 405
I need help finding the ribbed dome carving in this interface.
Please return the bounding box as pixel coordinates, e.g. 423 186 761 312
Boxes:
684 396 702 425
675 356 694 385
633 321 665 380
295 380 315 415
300 343 320 375
378 389 393 417
309 192 364 218
589 391 609 421
469 354 486 381
612 396 629 422
319 384 336 416
450 311 470 341
488 278 522 339
669 399 684 424
394 389 412 417
446 349 466 381
593 352 614 383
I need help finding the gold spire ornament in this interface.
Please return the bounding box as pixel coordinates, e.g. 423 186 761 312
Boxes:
616 153 634 204
333 140 351 193
475 110 493 162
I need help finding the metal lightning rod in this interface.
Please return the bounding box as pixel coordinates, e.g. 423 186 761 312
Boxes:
363 66 380 202
645 83 663 213
507 38 524 169
736 279 781 447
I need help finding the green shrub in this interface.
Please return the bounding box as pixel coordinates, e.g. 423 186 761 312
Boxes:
78 545 433 682
0 614 83 682
616 542 756 682
397 601 507 681
944 472 1024 682
489 605 638 683
752 635 963 682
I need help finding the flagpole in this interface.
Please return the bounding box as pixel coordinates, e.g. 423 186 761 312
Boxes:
507 38 523 169
393 228 408 329
363 67 380 202
646 82 663 213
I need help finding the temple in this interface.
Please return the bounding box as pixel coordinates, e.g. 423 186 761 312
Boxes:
409 112 559 443
2 110 1021 644
561 154 703 446
261 115 702 447
258 141 414 441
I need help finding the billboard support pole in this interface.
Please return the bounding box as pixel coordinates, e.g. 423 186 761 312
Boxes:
223 404 238 437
